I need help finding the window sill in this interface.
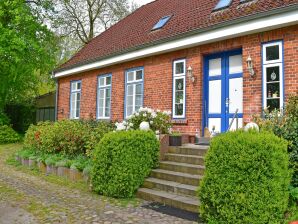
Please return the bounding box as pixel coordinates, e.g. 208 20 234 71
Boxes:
171 119 188 125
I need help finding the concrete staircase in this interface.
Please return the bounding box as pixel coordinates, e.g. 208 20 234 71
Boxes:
137 144 209 213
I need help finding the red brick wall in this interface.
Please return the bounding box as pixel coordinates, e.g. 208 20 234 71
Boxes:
57 25 298 135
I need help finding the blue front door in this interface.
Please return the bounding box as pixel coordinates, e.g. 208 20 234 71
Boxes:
203 50 243 133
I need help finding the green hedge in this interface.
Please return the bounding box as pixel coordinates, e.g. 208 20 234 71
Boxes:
91 130 160 198
24 119 114 156
0 125 21 144
198 130 291 224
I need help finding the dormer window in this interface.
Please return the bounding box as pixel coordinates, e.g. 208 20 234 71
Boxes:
213 0 232 11
152 15 171 31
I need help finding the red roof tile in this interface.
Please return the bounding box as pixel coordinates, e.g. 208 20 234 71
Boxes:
58 0 298 71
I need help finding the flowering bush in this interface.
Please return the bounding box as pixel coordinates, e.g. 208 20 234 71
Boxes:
115 107 172 134
24 120 114 156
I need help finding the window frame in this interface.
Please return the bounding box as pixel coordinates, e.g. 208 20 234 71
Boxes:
172 59 186 119
70 80 82 119
97 74 112 120
262 41 284 111
124 67 144 118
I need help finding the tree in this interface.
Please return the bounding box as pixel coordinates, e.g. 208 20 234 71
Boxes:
0 0 57 112
26 0 137 63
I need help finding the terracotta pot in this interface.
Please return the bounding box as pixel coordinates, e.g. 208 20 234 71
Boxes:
38 161 47 173
21 158 29 166
57 167 70 179
29 159 37 168
69 168 83 181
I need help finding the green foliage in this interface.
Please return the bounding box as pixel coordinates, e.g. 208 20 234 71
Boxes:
0 125 21 144
0 0 57 110
45 154 63 166
91 130 160 198
24 120 114 156
17 149 35 159
198 130 291 224
70 155 90 171
81 119 115 157
254 94 298 187
0 111 10 126
5 104 36 134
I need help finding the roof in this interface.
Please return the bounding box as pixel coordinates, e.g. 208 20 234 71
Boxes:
57 0 298 72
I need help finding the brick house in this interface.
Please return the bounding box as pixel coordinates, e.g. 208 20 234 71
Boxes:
53 0 298 136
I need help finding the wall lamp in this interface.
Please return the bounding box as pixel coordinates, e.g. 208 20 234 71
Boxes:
246 55 255 77
187 66 196 83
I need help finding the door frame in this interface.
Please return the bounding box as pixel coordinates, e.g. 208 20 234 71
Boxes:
202 49 243 134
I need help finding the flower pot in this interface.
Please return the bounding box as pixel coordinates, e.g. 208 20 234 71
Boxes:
69 168 83 181
169 136 182 146
21 158 29 166
29 159 37 168
38 161 47 173
57 167 70 179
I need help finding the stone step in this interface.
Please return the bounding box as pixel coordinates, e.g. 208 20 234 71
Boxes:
137 188 199 213
143 177 197 197
160 161 205 175
164 153 204 165
168 145 209 156
151 169 202 186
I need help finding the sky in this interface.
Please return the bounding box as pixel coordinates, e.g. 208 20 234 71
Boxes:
133 0 155 6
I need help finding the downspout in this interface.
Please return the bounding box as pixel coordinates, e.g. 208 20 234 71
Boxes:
52 71 58 121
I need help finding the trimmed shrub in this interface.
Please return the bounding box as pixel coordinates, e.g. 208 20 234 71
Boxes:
199 130 291 224
91 130 160 198
0 125 21 144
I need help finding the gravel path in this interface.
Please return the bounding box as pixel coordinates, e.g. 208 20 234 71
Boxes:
0 144 197 224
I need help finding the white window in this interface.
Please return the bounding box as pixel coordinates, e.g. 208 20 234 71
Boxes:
173 59 186 118
97 75 112 119
70 81 81 119
262 41 284 111
125 68 144 118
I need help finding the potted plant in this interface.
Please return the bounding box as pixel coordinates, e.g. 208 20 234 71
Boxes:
273 91 279 98
169 131 182 146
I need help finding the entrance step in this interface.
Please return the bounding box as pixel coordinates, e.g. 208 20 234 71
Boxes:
143 177 197 196
137 144 208 213
168 145 209 156
164 153 204 165
137 188 199 213
159 161 205 175
151 169 202 186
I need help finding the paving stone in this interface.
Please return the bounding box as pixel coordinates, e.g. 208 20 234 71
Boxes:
0 145 196 224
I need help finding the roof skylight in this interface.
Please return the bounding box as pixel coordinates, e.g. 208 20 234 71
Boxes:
213 0 233 11
152 15 171 31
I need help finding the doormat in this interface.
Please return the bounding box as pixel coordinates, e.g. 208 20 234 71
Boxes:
141 202 202 222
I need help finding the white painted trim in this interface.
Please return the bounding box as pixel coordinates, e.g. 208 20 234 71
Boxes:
262 41 283 65
54 10 298 78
